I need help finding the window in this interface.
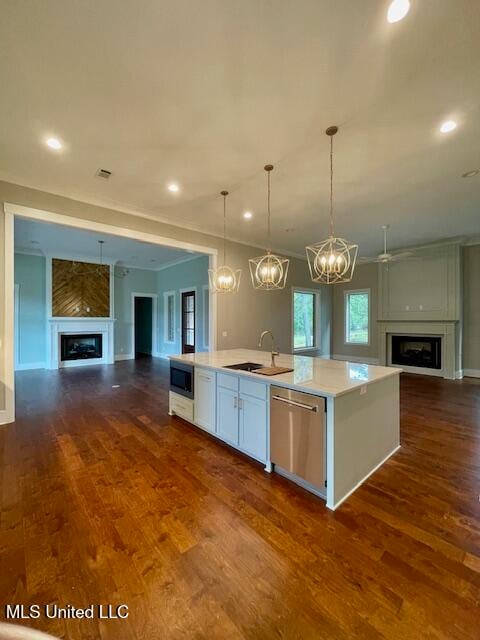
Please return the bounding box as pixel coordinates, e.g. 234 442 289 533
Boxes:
345 290 370 344
293 290 317 350
164 291 176 344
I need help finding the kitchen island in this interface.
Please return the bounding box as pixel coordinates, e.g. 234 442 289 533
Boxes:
169 349 401 510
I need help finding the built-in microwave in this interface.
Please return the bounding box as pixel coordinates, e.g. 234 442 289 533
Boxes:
170 361 194 399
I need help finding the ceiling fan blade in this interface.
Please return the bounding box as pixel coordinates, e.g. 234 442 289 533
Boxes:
388 252 421 262
357 256 377 264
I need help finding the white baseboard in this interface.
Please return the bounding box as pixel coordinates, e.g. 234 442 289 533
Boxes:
464 369 480 378
15 361 46 371
332 354 380 365
115 353 134 361
153 352 171 360
456 369 464 379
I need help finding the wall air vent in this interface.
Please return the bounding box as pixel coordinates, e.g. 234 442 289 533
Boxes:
95 168 112 180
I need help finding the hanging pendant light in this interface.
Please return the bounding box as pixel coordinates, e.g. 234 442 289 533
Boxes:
208 190 241 293
306 126 358 284
249 165 289 290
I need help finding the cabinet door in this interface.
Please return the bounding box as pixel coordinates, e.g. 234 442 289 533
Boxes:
239 393 267 462
216 386 239 445
194 368 216 433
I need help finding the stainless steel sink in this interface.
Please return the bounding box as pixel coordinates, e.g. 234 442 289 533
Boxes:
224 362 264 372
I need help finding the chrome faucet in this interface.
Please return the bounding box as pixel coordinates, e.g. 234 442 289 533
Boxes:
258 330 279 368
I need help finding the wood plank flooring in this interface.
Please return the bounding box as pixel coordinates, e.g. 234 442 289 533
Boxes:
1 359 479 639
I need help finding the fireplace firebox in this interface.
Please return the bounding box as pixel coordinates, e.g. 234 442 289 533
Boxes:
391 335 441 370
61 333 103 361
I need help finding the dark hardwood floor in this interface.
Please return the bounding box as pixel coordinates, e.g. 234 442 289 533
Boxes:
1 360 479 639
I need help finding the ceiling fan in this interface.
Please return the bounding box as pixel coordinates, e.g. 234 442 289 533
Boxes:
358 225 416 264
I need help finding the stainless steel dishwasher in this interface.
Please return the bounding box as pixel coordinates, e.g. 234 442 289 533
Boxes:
270 386 326 497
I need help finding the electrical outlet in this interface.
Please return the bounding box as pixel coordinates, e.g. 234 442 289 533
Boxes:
360 386 367 395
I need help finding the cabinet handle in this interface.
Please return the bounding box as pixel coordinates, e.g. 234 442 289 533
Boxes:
234 396 238 409
238 398 243 410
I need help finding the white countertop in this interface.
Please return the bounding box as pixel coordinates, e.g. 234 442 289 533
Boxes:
169 349 402 398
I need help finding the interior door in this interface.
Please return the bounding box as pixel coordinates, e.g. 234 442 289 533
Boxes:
181 290 195 353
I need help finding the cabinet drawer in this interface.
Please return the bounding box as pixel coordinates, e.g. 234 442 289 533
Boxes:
196 367 215 383
240 378 267 401
217 372 238 391
169 391 194 422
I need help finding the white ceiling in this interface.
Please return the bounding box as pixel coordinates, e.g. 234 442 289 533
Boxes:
1 0 479 258
14 218 199 270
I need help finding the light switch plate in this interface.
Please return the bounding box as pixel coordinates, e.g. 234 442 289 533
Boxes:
360 386 367 395
222 331 228 337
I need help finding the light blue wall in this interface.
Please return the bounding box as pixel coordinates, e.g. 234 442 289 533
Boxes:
114 267 157 356
13 256 209 367
14 254 46 368
157 256 209 355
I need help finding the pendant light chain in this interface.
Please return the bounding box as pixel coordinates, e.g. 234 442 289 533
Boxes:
267 168 271 252
222 191 227 265
329 134 334 237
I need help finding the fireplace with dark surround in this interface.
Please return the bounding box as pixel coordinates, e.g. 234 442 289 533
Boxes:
61 333 103 361
391 335 441 370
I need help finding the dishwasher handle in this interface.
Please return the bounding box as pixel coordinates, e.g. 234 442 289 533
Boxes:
271 394 319 412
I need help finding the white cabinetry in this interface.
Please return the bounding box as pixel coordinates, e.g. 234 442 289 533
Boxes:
169 391 194 422
194 367 216 433
216 373 268 463
239 394 267 461
216 385 239 445
378 244 461 321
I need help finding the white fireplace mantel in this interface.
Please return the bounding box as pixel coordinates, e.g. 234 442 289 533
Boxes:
47 318 115 369
378 321 459 380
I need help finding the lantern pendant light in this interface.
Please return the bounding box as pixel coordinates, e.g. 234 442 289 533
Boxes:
306 126 358 284
249 165 289 290
208 190 241 293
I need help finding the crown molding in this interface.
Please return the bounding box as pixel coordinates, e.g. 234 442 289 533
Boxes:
14 247 45 257
154 254 204 271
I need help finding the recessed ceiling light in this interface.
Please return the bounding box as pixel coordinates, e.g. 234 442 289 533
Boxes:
45 137 62 150
462 169 479 178
440 120 457 133
387 0 410 23
167 182 180 193
243 211 253 220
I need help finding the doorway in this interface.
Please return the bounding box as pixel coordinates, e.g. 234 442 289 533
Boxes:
131 293 158 360
181 290 196 353
2 204 217 426
134 297 153 358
